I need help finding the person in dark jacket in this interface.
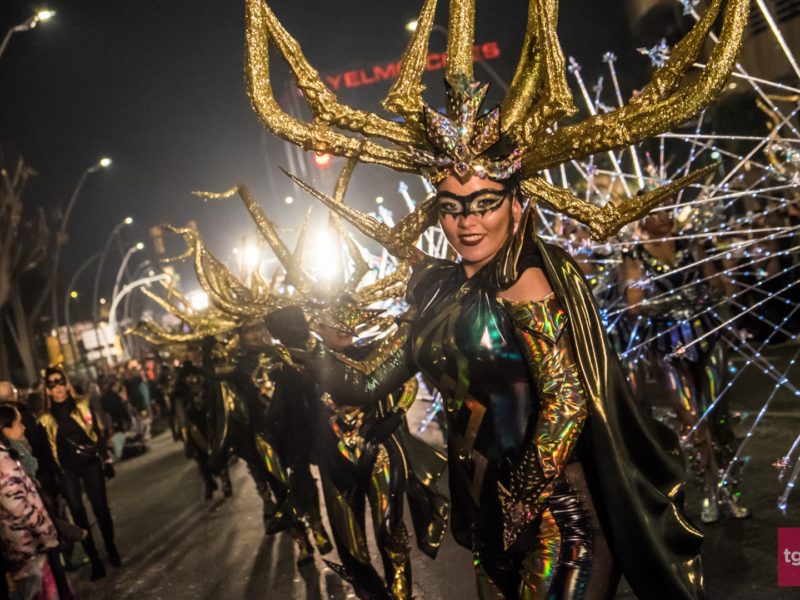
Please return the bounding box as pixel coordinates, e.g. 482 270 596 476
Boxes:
39 367 120 581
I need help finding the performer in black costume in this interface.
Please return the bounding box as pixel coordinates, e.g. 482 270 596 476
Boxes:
223 320 333 566
170 356 232 500
285 304 448 600
39 367 120 581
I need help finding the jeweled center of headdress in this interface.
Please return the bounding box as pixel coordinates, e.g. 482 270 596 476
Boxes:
419 75 522 183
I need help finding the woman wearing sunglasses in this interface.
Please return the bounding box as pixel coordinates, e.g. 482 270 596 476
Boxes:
39 367 120 581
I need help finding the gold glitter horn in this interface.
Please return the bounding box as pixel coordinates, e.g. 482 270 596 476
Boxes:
245 0 749 241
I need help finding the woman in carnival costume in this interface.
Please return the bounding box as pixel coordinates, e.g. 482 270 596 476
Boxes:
621 204 748 523
163 170 450 597
245 0 749 597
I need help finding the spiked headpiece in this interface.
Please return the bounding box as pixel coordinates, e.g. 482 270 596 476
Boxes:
245 0 748 241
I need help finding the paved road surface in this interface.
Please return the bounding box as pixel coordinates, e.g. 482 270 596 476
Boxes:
72 346 800 598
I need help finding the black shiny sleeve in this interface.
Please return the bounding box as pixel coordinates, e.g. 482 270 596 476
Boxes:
284 324 417 407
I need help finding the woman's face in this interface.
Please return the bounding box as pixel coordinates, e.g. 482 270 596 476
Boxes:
45 372 68 403
3 412 25 442
642 208 674 238
436 175 520 276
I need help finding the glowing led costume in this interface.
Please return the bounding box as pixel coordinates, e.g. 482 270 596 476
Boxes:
621 237 748 523
244 0 749 597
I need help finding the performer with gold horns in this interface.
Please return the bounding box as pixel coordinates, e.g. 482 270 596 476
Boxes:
246 0 748 597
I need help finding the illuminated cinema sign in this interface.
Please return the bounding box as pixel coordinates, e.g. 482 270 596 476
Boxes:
324 42 501 91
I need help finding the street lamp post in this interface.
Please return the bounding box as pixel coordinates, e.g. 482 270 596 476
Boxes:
63 252 102 378
121 260 154 358
108 274 172 365
112 243 145 305
92 216 133 327
50 157 113 336
0 9 55 61
103 242 144 362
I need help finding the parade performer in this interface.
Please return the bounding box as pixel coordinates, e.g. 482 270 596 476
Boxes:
293 297 448 600
134 284 332 566
169 352 233 500
39 366 120 581
175 171 450 595
217 320 333 565
621 205 749 523
245 0 749 597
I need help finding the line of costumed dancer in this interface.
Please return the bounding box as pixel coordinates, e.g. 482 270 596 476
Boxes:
134 0 752 598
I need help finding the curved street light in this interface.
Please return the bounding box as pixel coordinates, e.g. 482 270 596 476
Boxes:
121 259 155 359
107 273 171 365
93 242 143 360
51 156 114 333
109 242 144 358
92 215 134 327
112 242 145 304
0 9 55 61
63 252 102 377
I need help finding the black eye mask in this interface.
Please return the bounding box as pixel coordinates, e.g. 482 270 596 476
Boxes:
436 188 508 218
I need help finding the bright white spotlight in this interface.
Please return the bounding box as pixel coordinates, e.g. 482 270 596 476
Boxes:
375 196 384 205
187 290 209 312
99 157 113 168
124 216 133 225
36 10 56 21
284 196 294 205
243 243 261 272
135 242 144 250
406 20 418 32
310 230 339 281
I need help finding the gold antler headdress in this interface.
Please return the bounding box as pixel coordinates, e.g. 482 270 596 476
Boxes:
157 162 410 338
245 0 749 240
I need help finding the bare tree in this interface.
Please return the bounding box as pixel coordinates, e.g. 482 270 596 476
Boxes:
0 155 57 384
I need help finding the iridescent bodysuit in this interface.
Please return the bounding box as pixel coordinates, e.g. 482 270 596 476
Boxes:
278 235 705 600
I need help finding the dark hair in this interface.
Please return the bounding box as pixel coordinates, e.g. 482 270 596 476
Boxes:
43 366 66 381
0 405 20 459
26 392 44 416
0 404 19 430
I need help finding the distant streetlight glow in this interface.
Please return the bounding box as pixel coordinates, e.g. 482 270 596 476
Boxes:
1 8 56 60
124 216 133 225
99 298 107 305
135 242 145 251
232 247 240 255
88 156 113 173
69 290 78 299
406 20 418 32
375 196 384 205
284 196 294 205
36 10 56 22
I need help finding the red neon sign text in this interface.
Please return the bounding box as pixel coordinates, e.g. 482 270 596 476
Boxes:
324 42 501 91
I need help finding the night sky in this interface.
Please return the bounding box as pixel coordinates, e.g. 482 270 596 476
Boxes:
0 0 651 320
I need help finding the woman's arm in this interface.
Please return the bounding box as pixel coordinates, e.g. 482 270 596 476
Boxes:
621 255 645 314
498 275 589 549
266 307 417 407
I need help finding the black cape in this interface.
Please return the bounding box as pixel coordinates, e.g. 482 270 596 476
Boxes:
537 237 704 600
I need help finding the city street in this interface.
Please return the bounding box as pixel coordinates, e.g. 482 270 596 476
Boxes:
73 345 800 599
